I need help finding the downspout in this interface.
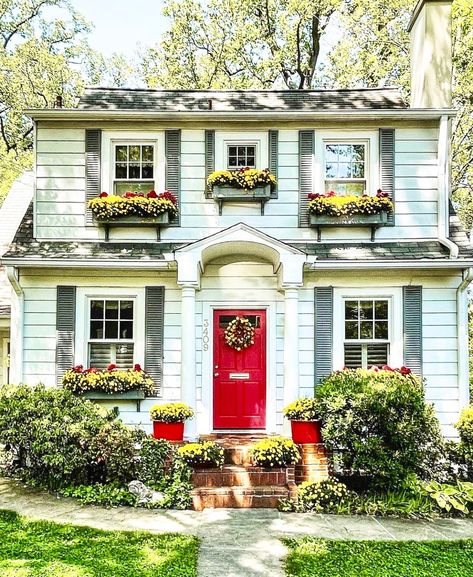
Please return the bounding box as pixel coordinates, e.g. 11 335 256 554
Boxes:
438 114 459 258
6 266 23 384
457 267 473 410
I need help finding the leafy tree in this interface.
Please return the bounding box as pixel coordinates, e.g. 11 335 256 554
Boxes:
142 0 341 89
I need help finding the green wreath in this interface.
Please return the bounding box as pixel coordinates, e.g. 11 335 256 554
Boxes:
224 316 255 351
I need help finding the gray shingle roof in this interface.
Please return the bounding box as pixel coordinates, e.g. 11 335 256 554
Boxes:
3 203 473 265
78 87 407 112
449 202 473 257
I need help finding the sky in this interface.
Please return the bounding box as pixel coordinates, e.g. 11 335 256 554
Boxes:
72 0 167 56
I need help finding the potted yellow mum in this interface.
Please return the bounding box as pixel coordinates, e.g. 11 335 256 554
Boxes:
149 402 194 441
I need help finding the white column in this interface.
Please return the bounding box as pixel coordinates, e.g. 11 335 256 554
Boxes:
180 284 197 439
283 287 300 432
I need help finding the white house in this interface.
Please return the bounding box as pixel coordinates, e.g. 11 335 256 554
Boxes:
1 0 470 438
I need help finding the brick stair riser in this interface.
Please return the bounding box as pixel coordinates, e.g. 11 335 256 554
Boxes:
191 487 290 510
191 468 290 488
295 443 330 484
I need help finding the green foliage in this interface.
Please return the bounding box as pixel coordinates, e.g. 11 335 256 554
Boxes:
135 436 173 485
283 537 473 577
457 406 473 446
60 483 138 507
0 509 198 577
283 397 321 421
150 402 195 423
156 458 193 510
177 441 224 468
315 369 445 488
251 436 300 467
297 479 350 513
422 480 473 515
0 384 113 489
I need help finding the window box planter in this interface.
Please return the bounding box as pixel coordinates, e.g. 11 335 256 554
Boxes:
94 213 170 241
212 184 272 215
290 420 322 444
83 389 146 412
309 211 389 242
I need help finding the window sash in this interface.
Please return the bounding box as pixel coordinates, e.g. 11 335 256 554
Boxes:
324 141 368 194
226 143 257 169
113 143 156 192
88 298 135 343
344 298 389 342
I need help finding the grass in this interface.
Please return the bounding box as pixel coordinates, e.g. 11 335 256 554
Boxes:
0 509 198 577
284 537 473 577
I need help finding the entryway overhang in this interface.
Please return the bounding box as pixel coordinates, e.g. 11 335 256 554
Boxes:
173 222 311 289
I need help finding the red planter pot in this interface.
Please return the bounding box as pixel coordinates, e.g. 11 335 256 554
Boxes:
291 420 322 444
153 421 185 441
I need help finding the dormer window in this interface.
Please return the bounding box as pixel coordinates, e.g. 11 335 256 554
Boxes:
114 143 155 195
227 144 257 169
324 142 367 195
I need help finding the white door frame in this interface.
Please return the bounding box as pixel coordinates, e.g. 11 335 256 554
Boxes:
200 302 277 435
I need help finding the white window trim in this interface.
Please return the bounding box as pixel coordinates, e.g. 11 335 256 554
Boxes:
75 287 145 368
2 338 9 384
215 131 268 171
315 131 379 195
333 287 403 370
226 143 257 170
101 131 165 195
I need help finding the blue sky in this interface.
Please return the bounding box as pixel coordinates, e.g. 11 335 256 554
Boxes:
73 0 167 56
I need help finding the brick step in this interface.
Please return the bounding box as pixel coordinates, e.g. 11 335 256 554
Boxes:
191 485 292 510
191 465 289 488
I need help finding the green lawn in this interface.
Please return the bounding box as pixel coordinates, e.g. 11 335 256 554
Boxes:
0 510 198 577
284 537 473 577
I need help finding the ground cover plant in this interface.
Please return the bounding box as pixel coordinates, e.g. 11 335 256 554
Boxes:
0 509 198 577
284 537 473 577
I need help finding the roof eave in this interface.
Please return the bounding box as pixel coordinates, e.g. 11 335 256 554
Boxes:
1 257 173 269
24 108 457 121
310 259 473 269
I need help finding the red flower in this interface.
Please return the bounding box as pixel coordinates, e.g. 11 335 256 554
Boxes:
107 363 117 371
376 189 389 198
326 190 336 197
86 367 99 373
308 193 322 200
147 190 158 198
159 190 177 204
72 364 83 373
123 191 136 198
381 365 395 372
134 363 142 372
100 192 108 198
399 366 412 375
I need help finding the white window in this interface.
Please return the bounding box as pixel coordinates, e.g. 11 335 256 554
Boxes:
324 142 367 195
88 298 135 368
113 143 155 195
343 299 389 368
227 144 257 169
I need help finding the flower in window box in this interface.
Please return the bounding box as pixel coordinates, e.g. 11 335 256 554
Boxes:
88 189 179 220
207 167 276 191
62 366 154 395
307 189 393 217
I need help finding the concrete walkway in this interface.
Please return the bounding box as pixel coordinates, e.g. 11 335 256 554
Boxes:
2 478 473 577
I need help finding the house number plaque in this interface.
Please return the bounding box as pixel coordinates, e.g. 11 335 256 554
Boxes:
202 319 209 351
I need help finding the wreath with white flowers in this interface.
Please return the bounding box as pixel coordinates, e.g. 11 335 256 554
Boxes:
224 316 255 351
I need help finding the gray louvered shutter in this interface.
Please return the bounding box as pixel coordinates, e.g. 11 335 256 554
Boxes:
268 129 278 199
56 286 76 385
145 286 165 396
314 287 333 384
165 129 181 226
403 286 423 376
205 130 215 199
85 129 101 225
380 128 395 226
299 130 314 227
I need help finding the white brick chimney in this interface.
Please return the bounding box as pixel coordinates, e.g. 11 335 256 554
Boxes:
408 0 453 108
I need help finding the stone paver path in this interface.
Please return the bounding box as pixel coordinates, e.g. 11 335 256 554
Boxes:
2 478 473 577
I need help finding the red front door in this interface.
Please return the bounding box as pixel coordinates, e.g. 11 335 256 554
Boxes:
213 309 266 429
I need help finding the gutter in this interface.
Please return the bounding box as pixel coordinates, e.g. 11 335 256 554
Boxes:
308 259 473 270
0 258 174 269
457 267 473 410
6 266 23 384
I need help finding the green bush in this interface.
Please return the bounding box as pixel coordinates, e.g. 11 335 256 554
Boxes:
251 436 300 467
0 384 113 489
297 479 350 513
136 436 173 485
315 369 445 488
60 483 138 507
177 441 224 468
457 406 473 446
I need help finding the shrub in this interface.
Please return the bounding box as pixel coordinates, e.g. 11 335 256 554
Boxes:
62 365 154 395
422 480 473 515
177 441 224 468
135 436 173 485
251 436 300 467
297 479 350 513
457 406 473 447
315 369 445 488
150 402 194 423
61 483 138 507
0 384 112 489
283 398 321 421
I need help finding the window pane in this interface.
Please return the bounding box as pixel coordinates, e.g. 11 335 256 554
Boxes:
353 144 365 161
120 301 134 319
375 321 389 340
90 321 103 339
345 301 358 320
115 146 128 162
142 145 154 162
116 344 134 368
89 343 112 368
105 301 119 319
142 164 154 179
246 146 255 156
105 321 118 339
360 321 373 339
325 145 338 161
325 163 336 179
129 163 140 179
359 301 373 320
129 145 140 161
345 321 359 340
337 145 351 159
367 343 388 366
114 182 154 195
352 162 365 178
115 163 127 179
228 146 237 156
246 156 255 167
375 301 388 319
228 157 237 167
237 146 246 156
325 181 366 196
344 344 362 369
120 321 133 339
337 163 351 178
90 300 104 319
